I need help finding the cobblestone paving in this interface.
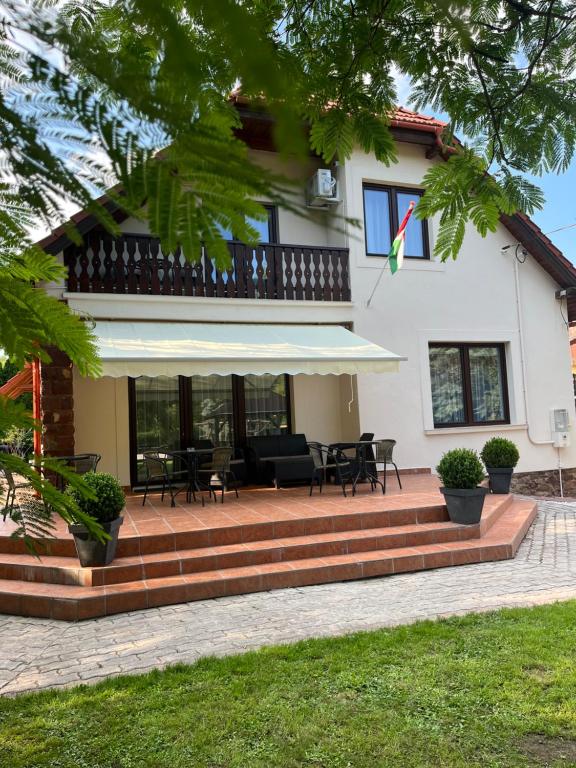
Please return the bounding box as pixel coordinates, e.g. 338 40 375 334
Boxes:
1 500 576 696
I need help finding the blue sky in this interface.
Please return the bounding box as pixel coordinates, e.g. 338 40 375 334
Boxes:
530 166 576 263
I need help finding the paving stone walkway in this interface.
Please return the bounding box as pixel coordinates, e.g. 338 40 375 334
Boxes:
1 499 576 696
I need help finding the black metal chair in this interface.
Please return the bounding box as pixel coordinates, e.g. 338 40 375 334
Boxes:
308 442 353 497
1 467 33 520
197 447 239 504
142 451 189 507
49 453 102 491
374 439 402 493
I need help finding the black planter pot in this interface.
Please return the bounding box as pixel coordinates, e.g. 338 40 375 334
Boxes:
440 487 487 525
68 516 123 567
486 467 514 494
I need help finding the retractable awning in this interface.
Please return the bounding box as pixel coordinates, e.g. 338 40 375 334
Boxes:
92 321 405 377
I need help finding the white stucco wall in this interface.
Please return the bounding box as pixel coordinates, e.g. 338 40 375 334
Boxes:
291 374 359 445
73 372 131 486
343 143 575 473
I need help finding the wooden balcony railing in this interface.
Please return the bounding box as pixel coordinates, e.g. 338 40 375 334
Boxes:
64 235 351 301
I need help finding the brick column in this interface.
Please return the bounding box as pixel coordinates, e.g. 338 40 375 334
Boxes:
40 348 75 457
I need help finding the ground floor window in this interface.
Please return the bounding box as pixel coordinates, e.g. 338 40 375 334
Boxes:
129 374 290 483
429 343 509 428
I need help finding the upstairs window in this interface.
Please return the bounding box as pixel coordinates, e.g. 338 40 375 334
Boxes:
429 344 510 428
217 205 278 243
363 185 428 259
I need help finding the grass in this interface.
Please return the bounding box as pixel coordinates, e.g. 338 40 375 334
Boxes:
2 603 576 767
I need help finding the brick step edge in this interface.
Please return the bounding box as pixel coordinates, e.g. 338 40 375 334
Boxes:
0 520 482 587
0 500 537 621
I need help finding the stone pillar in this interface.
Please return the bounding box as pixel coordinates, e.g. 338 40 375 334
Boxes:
40 348 75 457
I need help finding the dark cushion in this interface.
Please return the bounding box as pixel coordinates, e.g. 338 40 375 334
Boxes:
246 434 309 459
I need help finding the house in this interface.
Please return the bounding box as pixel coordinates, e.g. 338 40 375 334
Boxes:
34 103 576 496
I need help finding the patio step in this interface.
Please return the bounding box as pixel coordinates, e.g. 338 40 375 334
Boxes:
0 496 513 587
0 520 483 587
0 499 453 558
0 498 537 621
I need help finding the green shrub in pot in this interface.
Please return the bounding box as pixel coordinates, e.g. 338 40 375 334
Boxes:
67 472 125 566
436 448 487 524
480 438 520 494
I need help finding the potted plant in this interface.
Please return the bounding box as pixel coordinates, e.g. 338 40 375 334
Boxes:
436 448 487 525
480 437 520 494
67 472 125 566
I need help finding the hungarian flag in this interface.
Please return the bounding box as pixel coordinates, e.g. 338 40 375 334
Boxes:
389 200 416 274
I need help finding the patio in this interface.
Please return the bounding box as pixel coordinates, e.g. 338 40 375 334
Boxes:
0 474 537 621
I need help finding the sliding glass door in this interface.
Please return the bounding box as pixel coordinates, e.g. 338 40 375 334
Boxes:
190 375 234 445
133 377 181 482
244 374 289 438
129 374 291 485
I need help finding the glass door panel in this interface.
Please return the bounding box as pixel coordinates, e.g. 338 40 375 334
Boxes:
244 374 289 437
190 375 234 446
134 376 181 482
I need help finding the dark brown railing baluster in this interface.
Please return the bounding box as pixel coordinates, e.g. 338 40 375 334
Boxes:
233 243 245 298
215 258 226 297
137 238 150 294
254 246 266 298
125 237 138 293
147 238 160 294
272 246 283 299
203 248 215 297
312 248 322 300
293 247 304 300
78 243 91 293
64 246 77 292
303 247 313 300
114 238 126 293
322 249 332 301
340 249 351 301
245 247 256 299
89 234 102 292
284 246 294 300
172 247 183 295
330 249 342 301
102 236 115 292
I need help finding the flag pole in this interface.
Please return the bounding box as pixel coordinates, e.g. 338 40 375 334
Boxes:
366 200 416 308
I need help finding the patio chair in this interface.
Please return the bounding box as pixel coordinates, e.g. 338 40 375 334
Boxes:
51 453 102 491
374 439 402 493
0 466 33 520
197 446 239 504
308 442 353 497
141 451 189 507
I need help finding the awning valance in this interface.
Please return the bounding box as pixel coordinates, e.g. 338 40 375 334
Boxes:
92 321 405 377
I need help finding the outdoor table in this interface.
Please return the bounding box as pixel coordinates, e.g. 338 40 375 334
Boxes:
341 441 384 496
167 448 215 504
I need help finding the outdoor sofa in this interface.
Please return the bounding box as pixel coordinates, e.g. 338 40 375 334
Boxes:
245 434 314 488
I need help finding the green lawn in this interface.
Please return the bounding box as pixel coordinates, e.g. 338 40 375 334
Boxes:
3 603 576 768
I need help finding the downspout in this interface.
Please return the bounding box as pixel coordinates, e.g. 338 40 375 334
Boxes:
512 254 563 494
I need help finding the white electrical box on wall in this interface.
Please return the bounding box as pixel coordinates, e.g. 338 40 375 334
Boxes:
550 408 571 448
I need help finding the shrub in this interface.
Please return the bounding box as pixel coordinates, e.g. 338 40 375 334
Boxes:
436 449 485 489
67 472 125 523
480 437 520 469
2 427 34 458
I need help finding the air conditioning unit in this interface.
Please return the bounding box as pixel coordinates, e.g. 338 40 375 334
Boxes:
306 169 340 207
551 408 571 448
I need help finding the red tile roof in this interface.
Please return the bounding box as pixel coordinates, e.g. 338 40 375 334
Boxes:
390 106 447 132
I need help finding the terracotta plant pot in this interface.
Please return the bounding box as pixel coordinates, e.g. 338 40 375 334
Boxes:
68 516 123 567
440 487 487 525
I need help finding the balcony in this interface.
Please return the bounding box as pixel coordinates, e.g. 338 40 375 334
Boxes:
64 235 351 302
